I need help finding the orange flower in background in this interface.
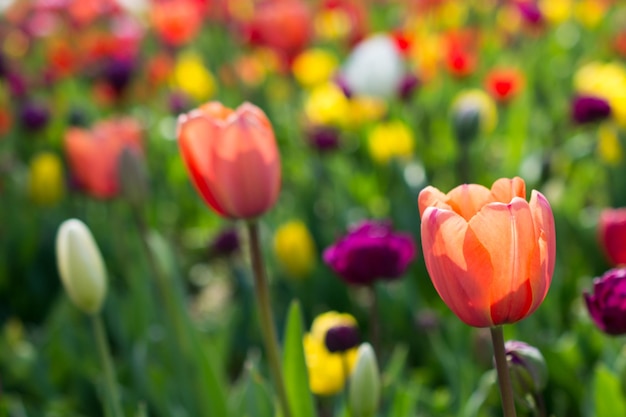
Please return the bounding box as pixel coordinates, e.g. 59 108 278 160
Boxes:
443 29 478 78
484 67 525 102
418 177 556 327
177 101 281 219
243 0 313 64
64 117 143 199
151 0 203 46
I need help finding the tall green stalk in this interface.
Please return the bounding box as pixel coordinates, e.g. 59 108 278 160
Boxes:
246 221 292 417
490 326 517 417
92 314 124 417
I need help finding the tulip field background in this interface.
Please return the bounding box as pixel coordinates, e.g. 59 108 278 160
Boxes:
3 0 626 416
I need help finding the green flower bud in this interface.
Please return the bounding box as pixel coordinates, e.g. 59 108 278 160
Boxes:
505 340 548 409
118 146 149 209
56 219 107 315
348 343 380 417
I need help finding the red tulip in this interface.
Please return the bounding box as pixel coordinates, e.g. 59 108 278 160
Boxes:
64 117 143 199
418 177 556 327
484 67 525 102
177 101 281 219
599 208 626 266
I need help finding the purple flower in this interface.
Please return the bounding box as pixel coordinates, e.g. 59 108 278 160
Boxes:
19 102 50 131
584 268 626 335
571 95 611 124
398 73 420 101
323 221 416 286
504 340 547 396
103 57 135 95
209 228 240 258
307 126 340 153
325 324 360 353
517 1 543 26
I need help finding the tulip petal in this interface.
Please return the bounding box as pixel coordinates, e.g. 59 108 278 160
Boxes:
177 115 228 216
469 198 540 324
490 176 526 203
418 186 451 217
421 207 494 326
527 190 556 314
210 117 281 218
446 184 493 221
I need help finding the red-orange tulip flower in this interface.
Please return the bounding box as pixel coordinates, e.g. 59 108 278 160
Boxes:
418 177 556 327
64 117 143 199
177 101 281 219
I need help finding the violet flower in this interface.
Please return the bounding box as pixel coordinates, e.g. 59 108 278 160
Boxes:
571 95 611 124
323 221 416 286
584 268 626 335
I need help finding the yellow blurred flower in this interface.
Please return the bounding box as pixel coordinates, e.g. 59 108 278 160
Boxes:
303 312 359 396
314 8 351 41
367 120 414 165
574 62 626 127
273 220 316 279
28 152 65 206
304 82 350 126
292 48 338 88
171 52 216 101
574 0 606 29
597 122 622 165
451 89 498 134
346 96 387 127
539 0 572 25
436 0 468 29
407 30 442 83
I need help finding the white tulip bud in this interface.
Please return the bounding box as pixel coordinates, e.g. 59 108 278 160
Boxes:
56 219 107 315
349 343 381 417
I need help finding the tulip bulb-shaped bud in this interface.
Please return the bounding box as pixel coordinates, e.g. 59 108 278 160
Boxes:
451 89 497 144
118 146 149 209
348 343 380 417
504 341 548 409
56 219 107 315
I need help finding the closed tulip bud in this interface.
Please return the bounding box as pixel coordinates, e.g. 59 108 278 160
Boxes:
451 89 497 143
348 343 380 417
598 208 626 266
177 101 281 219
504 341 547 395
55 219 107 315
118 146 149 209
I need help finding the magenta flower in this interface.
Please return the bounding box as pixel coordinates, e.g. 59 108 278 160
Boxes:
571 95 611 124
584 268 626 335
323 221 416 286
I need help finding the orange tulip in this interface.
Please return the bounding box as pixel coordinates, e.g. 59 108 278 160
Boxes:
64 117 143 199
177 101 281 219
418 177 555 327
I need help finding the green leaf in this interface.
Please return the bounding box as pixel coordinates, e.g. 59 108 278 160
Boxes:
282 300 316 417
230 351 274 417
593 363 626 417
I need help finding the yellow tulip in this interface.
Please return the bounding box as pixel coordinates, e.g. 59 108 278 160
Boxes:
171 52 217 101
304 82 350 127
303 312 359 396
292 48 338 88
273 220 316 279
574 62 626 128
28 152 65 206
597 122 622 165
367 120 414 165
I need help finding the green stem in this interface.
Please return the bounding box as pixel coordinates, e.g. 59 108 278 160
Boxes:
490 326 517 417
368 285 379 357
246 221 292 417
92 314 124 417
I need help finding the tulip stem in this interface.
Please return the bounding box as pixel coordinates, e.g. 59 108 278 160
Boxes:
247 221 292 417
368 285 380 356
92 314 124 417
490 326 517 417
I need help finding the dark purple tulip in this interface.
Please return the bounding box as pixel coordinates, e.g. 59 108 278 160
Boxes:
19 102 49 131
103 58 135 94
517 1 543 26
209 228 240 258
307 126 340 152
325 324 360 353
571 95 611 124
504 340 547 395
169 91 191 115
398 73 420 101
323 221 416 286
584 268 626 335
